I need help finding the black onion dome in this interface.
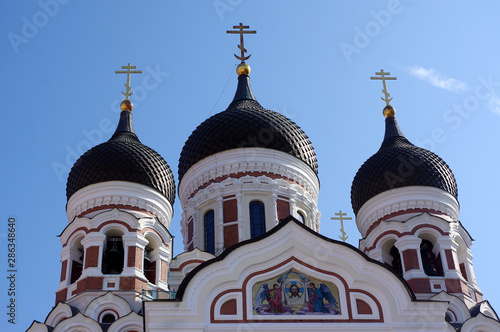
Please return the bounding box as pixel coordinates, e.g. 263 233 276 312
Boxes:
67 110 175 204
351 115 458 215
178 74 318 181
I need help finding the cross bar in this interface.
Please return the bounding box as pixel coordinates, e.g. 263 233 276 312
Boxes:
226 23 256 62
115 63 142 100
370 69 397 106
331 210 352 242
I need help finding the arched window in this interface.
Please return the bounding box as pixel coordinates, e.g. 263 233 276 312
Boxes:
101 313 116 324
250 201 266 239
445 311 455 323
420 239 444 276
390 246 403 275
204 210 215 254
297 211 306 224
144 234 160 284
70 236 84 284
143 247 155 284
102 236 124 274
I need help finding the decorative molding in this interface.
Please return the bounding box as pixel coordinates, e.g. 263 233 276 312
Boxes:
67 181 173 227
44 302 74 327
178 148 320 203
180 174 320 250
106 311 143 332
356 186 459 237
84 292 132 320
360 213 454 253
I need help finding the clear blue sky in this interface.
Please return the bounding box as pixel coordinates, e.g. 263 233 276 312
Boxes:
2 1 500 330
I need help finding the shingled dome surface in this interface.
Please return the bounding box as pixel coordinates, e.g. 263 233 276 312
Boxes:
351 116 458 215
67 111 176 204
178 98 318 181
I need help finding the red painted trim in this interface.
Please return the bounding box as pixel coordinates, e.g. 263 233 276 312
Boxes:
365 209 448 237
62 220 133 247
356 298 372 315
220 298 238 315
364 224 449 253
170 259 206 272
78 204 155 218
209 256 384 323
63 222 165 247
210 288 243 320
60 260 67 282
97 308 120 322
445 250 455 270
447 308 457 322
188 171 307 199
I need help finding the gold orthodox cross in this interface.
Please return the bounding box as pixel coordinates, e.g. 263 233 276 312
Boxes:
331 210 352 242
370 70 397 106
115 63 142 100
226 23 256 62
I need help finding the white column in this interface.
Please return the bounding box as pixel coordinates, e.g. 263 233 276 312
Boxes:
180 209 187 251
192 209 198 249
462 250 479 287
289 195 297 217
437 238 462 279
236 191 243 242
395 236 426 279
271 190 278 225
80 233 106 278
155 246 171 291
217 195 224 253
122 233 149 278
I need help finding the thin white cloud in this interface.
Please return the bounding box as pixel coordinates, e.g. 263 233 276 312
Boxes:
409 66 468 92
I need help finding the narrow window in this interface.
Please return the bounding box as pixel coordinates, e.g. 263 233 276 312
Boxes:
70 248 84 284
102 237 124 274
204 210 215 254
101 313 116 324
390 246 403 275
144 247 156 284
420 239 444 276
69 237 84 284
297 211 306 224
250 201 266 238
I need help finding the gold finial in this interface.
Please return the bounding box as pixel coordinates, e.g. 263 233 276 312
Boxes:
120 99 133 112
236 62 251 76
330 210 352 242
383 105 396 118
226 23 256 62
115 63 142 100
370 70 397 107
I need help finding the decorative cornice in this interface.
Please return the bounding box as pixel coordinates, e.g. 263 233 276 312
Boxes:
179 148 320 203
67 181 173 227
179 175 320 248
356 186 459 237
187 175 315 211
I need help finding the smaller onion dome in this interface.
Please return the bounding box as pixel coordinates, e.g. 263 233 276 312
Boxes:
178 64 318 182
351 106 458 215
66 101 175 204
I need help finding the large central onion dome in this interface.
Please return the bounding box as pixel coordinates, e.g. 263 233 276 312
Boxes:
178 69 318 182
67 104 175 204
351 106 458 215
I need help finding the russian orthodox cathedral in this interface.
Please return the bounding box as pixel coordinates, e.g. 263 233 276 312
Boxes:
28 24 500 331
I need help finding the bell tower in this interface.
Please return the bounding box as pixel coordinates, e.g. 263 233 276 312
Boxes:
351 70 482 306
56 64 176 315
